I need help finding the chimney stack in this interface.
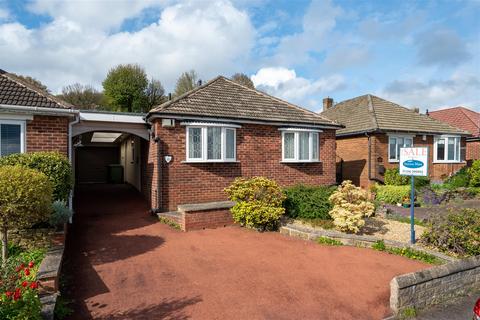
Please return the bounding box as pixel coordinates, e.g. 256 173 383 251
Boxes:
411 107 420 113
323 97 333 111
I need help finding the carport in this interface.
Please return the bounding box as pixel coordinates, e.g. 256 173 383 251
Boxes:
71 110 149 192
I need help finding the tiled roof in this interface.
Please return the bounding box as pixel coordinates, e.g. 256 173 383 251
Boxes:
320 94 469 136
429 107 480 138
0 69 72 109
148 76 342 127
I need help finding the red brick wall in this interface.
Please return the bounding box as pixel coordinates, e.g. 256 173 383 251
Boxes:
467 140 480 162
149 121 337 211
335 136 370 188
336 133 467 188
26 115 68 155
374 134 465 183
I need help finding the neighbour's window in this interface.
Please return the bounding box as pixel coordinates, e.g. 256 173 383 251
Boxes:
186 126 236 162
281 130 319 162
0 120 25 157
434 136 461 163
388 135 413 162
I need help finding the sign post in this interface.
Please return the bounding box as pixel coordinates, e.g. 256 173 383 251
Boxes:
399 147 429 244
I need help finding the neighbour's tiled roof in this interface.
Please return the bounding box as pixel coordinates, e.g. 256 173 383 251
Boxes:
0 69 72 109
148 76 342 127
429 107 480 138
320 94 469 136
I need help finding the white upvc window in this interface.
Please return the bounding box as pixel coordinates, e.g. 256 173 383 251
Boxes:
0 120 25 157
281 129 320 162
185 125 237 162
434 135 462 163
388 135 414 162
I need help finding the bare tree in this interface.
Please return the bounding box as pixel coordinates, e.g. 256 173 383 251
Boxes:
146 79 166 109
231 73 254 89
174 70 198 97
12 73 49 92
58 83 105 109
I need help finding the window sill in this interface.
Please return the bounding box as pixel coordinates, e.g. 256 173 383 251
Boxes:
281 160 321 164
388 160 400 163
182 160 239 164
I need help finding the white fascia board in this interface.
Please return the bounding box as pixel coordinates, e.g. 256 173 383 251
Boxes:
0 113 34 121
180 121 241 128
278 127 323 132
79 112 145 124
0 104 78 117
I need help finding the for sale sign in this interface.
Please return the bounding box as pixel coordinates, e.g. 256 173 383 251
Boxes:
399 147 428 177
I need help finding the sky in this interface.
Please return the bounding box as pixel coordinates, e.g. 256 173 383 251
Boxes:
0 0 479 113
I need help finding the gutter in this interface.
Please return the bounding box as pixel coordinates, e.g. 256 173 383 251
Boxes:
0 104 79 117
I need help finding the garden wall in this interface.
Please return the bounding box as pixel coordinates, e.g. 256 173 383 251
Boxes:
390 255 480 314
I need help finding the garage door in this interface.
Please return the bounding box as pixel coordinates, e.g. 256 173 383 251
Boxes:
76 147 120 184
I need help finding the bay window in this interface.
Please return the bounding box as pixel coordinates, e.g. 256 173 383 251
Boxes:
281 129 320 162
434 136 462 163
185 124 237 162
388 135 413 162
0 120 25 157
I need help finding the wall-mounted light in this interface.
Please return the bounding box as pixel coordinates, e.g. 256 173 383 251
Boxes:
422 135 427 141
164 155 173 163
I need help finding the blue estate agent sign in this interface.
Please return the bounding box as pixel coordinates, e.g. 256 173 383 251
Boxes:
399 147 428 177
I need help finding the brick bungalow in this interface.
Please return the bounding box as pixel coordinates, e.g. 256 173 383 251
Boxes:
428 107 480 163
145 76 342 229
0 69 78 159
320 94 470 188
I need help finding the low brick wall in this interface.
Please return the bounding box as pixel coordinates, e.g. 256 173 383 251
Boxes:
158 201 235 231
390 255 480 314
184 209 233 231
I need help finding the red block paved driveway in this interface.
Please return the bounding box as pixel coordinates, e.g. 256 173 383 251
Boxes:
65 184 427 320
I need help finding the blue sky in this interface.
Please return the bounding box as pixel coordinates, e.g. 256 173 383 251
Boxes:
0 0 478 112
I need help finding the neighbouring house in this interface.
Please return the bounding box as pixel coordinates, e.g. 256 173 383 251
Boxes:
145 76 342 228
0 69 78 158
320 94 470 188
428 107 480 163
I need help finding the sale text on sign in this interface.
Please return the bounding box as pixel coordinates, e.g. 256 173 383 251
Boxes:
399 147 428 177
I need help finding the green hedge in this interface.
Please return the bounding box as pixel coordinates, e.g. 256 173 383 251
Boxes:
375 185 411 204
0 152 72 201
384 168 430 189
469 160 480 187
283 185 336 220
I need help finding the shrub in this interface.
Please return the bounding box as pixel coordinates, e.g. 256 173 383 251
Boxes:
384 168 409 185
0 152 73 201
444 166 470 188
225 177 286 230
469 160 480 187
384 168 430 188
375 185 411 204
49 201 73 228
316 236 342 246
283 185 336 220
372 240 442 264
418 187 452 206
0 166 53 263
328 180 375 233
421 208 480 257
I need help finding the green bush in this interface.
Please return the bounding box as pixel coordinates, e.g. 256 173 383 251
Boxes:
421 208 480 257
384 168 409 185
372 240 441 264
375 185 411 204
225 177 286 230
384 168 429 188
444 166 470 188
0 152 72 201
283 185 336 220
49 201 72 228
0 166 53 263
469 160 480 187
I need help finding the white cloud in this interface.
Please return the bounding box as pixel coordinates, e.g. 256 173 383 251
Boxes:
381 68 480 111
0 0 255 93
272 0 343 65
252 67 345 106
